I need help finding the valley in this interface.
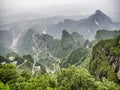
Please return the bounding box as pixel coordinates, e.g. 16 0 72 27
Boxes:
0 10 120 90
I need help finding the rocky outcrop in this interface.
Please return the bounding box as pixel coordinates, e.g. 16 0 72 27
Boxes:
117 67 120 80
93 46 120 80
90 35 120 83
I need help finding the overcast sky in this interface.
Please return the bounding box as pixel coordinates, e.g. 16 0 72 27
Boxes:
0 0 119 21
1 0 115 9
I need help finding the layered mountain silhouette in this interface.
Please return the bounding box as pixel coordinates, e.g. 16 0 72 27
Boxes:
0 10 120 55
17 29 84 57
47 10 120 40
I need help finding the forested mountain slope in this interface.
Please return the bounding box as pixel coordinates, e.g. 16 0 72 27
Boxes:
90 35 120 83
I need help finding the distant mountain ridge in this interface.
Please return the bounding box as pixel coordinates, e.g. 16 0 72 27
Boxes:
95 30 120 40
47 10 120 40
17 29 84 57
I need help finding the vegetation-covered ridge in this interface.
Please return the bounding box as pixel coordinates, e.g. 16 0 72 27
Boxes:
90 35 120 83
0 64 120 90
95 30 120 40
60 47 90 68
0 31 120 90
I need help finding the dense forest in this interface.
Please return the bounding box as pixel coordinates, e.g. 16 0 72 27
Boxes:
0 64 120 90
0 0 120 89
0 30 120 90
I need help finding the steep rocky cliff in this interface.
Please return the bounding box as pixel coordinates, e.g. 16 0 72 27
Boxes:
89 35 120 83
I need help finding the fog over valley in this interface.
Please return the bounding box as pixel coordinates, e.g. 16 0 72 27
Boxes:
0 1 120 90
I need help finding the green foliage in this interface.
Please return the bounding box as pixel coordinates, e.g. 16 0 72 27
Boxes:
23 55 34 63
0 64 120 90
10 73 57 90
95 30 120 40
57 66 96 90
0 55 9 63
56 66 120 90
20 71 31 81
0 64 20 84
0 82 9 90
0 31 120 90
94 78 120 90
90 35 120 83
60 47 89 68
51 30 84 58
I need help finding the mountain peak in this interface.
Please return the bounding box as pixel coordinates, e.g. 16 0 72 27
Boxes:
88 10 111 23
95 10 103 14
94 10 107 17
62 30 71 39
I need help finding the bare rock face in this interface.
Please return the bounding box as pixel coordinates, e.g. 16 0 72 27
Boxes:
92 45 120 80
117 66 120 80
90 35 120 83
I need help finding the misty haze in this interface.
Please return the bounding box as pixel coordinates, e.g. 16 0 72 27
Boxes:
0 0 120 90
